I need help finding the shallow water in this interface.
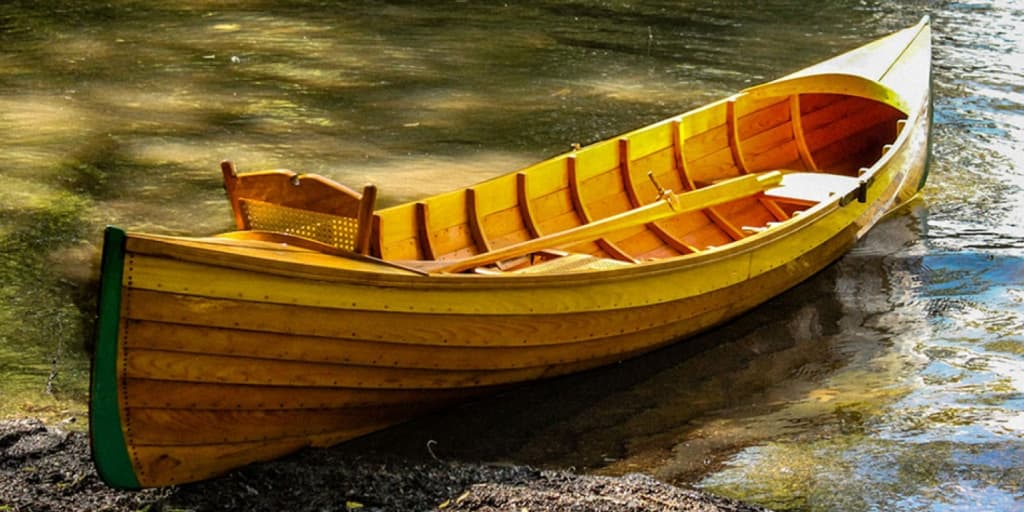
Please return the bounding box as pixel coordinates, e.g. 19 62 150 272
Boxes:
2 1 1021 509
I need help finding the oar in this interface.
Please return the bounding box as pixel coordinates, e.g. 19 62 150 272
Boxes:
416 170 783 274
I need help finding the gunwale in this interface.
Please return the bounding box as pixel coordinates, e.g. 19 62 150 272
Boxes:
125 177 841 287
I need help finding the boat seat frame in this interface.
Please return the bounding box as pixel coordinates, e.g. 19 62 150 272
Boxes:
221 160 377 255
765 171 863 206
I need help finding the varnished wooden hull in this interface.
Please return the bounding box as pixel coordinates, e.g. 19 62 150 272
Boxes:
90 18 932 488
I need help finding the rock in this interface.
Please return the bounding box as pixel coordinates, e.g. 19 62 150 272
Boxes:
0 418 770 511
443 472 769 512
1 419 69 460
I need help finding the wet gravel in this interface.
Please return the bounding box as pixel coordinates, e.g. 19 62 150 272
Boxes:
0 418 769 511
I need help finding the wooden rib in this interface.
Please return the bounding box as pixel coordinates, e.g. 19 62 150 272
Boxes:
672 120 693 190
724 103 793 226
674 120 743 242
620 138 643 206
415 202 436 260
701 207 744 240
567 156 591 222
619 138 693 254
369 214 384 258
727 99 750 174
466 188 492 253
354 184 377 255
790 94 819 171
568 155 638 262
648 224 697 254
708 107 747 240
758 197 791 222
516 172 542 238
594 239 637 262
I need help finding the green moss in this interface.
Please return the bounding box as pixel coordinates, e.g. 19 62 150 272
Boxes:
983 339 1024 356
53 137 131 199
0 189 94 417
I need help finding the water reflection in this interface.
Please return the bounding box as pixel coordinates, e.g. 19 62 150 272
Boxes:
696 220 1024 509
697 11 1024 490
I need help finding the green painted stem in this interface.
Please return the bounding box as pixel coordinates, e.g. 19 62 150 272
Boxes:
88 226 140 489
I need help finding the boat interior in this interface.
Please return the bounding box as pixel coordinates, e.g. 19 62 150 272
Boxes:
220 92 907 274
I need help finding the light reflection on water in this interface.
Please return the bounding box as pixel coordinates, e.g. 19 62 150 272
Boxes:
2 1 1023 510
692 1 1024 507
692 244 1024 510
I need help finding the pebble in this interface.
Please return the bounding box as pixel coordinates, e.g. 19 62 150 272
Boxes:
0 418 770 511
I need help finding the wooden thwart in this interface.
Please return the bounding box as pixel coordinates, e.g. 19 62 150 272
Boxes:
415 171 783 274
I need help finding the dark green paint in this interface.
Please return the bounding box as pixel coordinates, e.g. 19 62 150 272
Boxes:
918 68 935 191
88 226 140 489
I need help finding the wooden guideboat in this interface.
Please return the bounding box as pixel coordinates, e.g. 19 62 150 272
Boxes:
90 17 932 488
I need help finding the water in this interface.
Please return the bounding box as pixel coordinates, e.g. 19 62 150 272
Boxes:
1 1 1021 509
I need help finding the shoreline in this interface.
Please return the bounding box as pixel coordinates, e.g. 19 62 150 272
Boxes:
1 417 769 511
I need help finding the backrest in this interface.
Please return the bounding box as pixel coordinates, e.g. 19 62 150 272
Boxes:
221 160 377 255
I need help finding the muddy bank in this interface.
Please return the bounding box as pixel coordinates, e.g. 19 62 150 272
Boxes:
0 418 768 511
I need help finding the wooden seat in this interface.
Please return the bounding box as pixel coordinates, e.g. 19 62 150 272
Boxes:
221 160 377 255
764 171 861 205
